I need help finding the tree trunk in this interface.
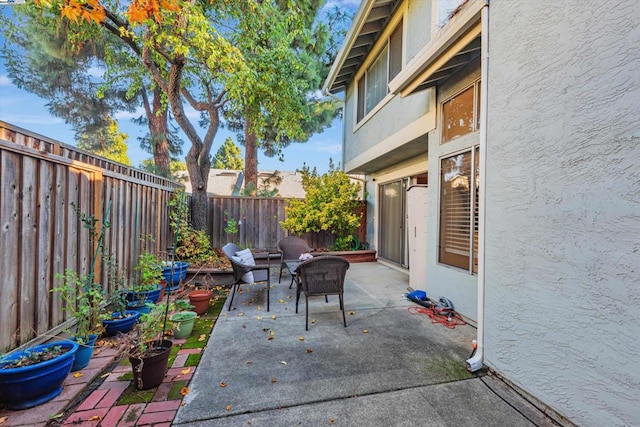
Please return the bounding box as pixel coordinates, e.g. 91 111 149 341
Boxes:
244 118 258 196
149 90 170 176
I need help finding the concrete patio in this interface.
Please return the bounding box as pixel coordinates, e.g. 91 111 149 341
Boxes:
174 262 555 426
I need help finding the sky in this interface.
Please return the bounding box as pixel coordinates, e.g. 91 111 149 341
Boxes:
0 0 360 174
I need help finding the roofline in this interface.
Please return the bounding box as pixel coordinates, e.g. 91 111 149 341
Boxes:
321 0 376 95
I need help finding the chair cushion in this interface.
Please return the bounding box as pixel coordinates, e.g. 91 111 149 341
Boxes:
235 249 255 283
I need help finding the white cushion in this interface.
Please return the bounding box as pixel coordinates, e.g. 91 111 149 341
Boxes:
235 249 255 283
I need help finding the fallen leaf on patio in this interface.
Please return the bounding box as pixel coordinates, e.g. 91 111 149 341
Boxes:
258 306 263 311
306 348 314 353
287 295 292 299
311 319 316 324
256 315 263 320
248 301 253 306
271 315 276 320
73 372 84 378
267 336 275 341
278 299 285 303
362 329 368 333
271 377 277 383
220 382 227 387
226 405 233 411
181 367 191 375
330 418 335 424
263 327 270 332
348 311 356 315
280 361 287 365
247 360 253 365
270 330 275 336
0 417 8 425
299 336 305 341
94 349 102 355
88 415 102 421
242 324 247 328
237 312 244 317
181 387 190 396
198 334 207 341
100 373 111 378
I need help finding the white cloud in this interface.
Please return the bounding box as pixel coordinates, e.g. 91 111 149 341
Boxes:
0 75 11 86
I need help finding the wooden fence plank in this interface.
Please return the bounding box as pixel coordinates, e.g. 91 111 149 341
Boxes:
0 151 20 352
19 155 38 343
37 160 54 335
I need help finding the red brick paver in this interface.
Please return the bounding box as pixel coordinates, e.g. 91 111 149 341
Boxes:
137 410 177 425
62 407 109 426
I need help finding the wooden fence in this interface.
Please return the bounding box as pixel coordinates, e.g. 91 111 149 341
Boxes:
204 195 367 250
0 122 182 353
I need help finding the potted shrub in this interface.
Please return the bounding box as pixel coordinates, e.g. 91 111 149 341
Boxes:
127 303 173 390
169 300 197 339
0 341 79 409
188 287 213 316
52 270 105 371
126 251 163 313
102 289 140 337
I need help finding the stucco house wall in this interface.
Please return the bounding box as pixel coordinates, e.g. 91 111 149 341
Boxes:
484 1 640 425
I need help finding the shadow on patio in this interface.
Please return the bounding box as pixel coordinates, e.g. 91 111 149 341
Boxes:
174 262 550 426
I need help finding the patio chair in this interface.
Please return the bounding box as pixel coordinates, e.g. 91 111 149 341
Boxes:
277 236 313 288
295 255 350 331
222 243 272 312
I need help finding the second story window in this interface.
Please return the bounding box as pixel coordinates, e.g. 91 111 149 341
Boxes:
441 80 481 143
357 19 403 123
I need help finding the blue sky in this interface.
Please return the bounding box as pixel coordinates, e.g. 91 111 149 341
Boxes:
0 0 359 174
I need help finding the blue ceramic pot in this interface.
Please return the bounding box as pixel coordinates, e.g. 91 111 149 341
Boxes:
103 311 140 336
0 341 78 410
71 334 98 371
161 262 189 290
125 285 161 305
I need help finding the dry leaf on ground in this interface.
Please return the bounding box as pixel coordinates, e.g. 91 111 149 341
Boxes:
180 387 190 396
181 367 191 375
73 372 83 378
220 382 227 387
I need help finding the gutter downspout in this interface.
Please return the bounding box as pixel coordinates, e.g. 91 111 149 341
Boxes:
467 0 489 373
323 90 347 170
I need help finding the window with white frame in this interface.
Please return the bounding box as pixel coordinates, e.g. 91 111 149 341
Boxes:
356 19 403 123
439 147 479 273
441 80 481 144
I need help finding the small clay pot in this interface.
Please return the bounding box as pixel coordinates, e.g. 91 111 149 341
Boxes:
188 290 213 315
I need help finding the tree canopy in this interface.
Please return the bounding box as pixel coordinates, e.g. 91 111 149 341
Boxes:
212 137 243 170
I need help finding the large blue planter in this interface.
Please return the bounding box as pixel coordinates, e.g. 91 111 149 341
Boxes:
103 311 140 337
0 341 78 410
162 262 189 290
125 285 161 305
71 334 98 371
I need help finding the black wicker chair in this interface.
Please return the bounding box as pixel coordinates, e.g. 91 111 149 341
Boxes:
222 243 271 312
294 256 350 331
277 236 313 288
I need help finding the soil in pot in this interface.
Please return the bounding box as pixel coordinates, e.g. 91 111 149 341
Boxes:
129 339 172 390
0 341 79 410
188 290 213 316
170 311 197 339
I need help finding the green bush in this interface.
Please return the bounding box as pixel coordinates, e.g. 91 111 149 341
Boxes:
280 163 362 250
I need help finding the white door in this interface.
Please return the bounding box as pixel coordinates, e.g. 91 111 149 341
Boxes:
407 185 428 290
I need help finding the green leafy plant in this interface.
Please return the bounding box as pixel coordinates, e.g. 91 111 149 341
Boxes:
134 251 163 291
280 162 363 250
223 210 239 235
129 303 168 358
53 270 106 341
51 202 111 342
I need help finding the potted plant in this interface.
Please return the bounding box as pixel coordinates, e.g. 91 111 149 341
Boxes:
169 300 197 339
102 288 140 337
188 286 213 316
127 303 173 390
50 202 110 371
126 251 163 313
52 270 105 371
0 340 79 409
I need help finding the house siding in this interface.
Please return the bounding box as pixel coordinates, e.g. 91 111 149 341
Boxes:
484 1 640 425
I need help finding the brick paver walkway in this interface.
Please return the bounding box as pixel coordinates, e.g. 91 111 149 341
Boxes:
0 337 203 427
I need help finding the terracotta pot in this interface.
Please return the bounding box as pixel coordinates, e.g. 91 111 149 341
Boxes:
129 340 172 390
188 290 213 315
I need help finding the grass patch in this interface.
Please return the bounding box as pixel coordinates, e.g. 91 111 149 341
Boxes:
182 298 225 349
116 383 156 405
167 344 180 367
185 353 201 366
167 380 189 400
423 356 475 382
118 372 134 381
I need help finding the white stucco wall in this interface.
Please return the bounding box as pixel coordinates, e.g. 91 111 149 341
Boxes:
484 1 640 425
